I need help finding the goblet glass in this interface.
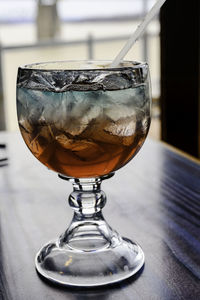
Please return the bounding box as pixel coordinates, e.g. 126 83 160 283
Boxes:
17 60 151 287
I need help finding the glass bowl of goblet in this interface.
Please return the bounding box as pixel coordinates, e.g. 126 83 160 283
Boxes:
17 60 151 287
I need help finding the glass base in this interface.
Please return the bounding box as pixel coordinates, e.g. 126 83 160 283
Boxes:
35 174 144 287
35 236 144 287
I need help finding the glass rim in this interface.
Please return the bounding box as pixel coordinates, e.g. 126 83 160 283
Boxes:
18 60 148 72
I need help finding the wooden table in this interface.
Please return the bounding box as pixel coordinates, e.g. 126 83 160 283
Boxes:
0 132 199 300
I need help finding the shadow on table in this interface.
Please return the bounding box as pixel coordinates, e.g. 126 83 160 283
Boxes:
37 265 144 299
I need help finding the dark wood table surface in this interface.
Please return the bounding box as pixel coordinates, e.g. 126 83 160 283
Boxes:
0 132 200 300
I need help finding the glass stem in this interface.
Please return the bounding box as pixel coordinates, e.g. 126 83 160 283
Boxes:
58 173 120 251
36 173 145 286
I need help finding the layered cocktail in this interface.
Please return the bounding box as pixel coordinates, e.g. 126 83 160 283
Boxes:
17 61 150 178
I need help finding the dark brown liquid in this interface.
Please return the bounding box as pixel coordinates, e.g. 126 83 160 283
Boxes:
19 117 147 178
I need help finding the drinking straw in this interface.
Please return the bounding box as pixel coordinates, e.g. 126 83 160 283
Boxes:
110 0 167 67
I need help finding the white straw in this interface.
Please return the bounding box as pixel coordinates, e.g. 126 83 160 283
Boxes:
110 0 167 67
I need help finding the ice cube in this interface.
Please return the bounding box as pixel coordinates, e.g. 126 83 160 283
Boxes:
17 88 45 124
80 117 122 145
131 85 147 108
64 105 102 136
105 104 135 121
104 117 136 137
81 105 102 125
29 125 54 158
35 91 68 129
38 91 91 133
55 134 104 161
96 73 132 90
64 122 88 136
17 67 138 92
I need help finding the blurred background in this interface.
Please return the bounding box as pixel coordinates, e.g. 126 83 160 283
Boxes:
0 0 160 139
